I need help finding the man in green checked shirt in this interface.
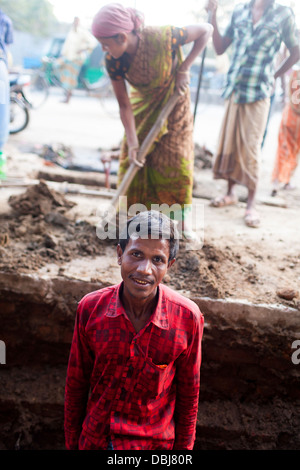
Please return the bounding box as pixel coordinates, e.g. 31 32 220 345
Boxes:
207 0 299 228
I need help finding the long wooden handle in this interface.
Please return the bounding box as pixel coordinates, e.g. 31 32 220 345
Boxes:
109 91 181 211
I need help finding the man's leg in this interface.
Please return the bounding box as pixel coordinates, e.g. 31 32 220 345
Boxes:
61 90 72 103
210 179 238 207
244 187 260 228
241 98 270 228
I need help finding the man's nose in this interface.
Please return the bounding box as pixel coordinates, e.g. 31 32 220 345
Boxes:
137 258 152 275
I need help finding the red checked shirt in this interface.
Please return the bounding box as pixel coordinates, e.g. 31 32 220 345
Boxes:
64 282 204 450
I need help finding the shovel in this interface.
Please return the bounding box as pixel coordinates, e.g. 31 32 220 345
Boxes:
193 10 212 123
109 90 181 212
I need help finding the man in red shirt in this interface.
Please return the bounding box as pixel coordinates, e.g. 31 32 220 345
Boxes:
64 210 204 450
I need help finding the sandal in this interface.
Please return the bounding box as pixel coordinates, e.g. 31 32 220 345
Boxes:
283 183 296 191
244 211 260 228
210 195 238 208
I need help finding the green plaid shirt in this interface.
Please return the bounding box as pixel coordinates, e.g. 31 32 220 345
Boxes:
223 1 298 103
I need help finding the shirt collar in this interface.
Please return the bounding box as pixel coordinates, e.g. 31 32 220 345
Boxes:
248 0 275 13
106 282 169 330
150 284 169 330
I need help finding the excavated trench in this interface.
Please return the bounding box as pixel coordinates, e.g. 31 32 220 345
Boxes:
1 274 300 450
1 181 300 450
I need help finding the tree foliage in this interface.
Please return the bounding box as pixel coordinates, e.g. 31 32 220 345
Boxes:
0 0 59 37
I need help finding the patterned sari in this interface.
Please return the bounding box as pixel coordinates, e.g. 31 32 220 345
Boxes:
272 70 300 185
54 57 84 92
112 26 194 221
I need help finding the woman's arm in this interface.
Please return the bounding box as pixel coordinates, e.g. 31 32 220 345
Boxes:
112 79 143 167
111 78 142 167
175 23 213 95
179 23 213 72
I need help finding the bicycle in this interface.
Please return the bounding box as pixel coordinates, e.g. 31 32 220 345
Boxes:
23 56 118 117
9 72 31 134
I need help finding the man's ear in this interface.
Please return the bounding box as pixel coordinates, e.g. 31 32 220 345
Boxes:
167 258 176 269
117 244 123 264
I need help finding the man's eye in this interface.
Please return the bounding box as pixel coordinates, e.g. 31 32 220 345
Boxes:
153 256 163 263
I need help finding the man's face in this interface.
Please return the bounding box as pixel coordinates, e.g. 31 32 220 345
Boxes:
117 237 175 303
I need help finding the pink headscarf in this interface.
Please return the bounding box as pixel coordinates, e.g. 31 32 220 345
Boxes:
92 3 144 38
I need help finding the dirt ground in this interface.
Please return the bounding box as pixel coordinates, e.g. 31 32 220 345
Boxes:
0 144 299 311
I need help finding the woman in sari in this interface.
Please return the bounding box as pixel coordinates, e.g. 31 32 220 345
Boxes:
92 3 212 238
271 68 300 195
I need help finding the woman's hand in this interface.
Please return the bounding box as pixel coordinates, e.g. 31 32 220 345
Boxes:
129 145 143 167
175 69 190 96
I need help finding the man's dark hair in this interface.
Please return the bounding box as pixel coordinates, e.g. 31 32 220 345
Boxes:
118 210 179 261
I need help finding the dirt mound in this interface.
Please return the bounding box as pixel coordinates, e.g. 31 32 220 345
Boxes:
8 180 75 216
166 243 227 298
0 181 106 273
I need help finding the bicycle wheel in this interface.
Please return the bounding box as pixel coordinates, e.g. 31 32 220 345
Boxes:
9 94 30 134
23 71 49 109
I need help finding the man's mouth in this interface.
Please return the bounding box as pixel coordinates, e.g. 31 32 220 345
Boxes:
131 277 153 286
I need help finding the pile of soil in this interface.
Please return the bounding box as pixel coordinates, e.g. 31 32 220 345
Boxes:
167 241 300 308
0 181 106 273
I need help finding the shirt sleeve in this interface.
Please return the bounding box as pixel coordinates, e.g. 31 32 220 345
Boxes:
105 52 129 81
4 17 13 45
281 9 299 51
64 301 94 450
171 26 188 50
173 308 204 450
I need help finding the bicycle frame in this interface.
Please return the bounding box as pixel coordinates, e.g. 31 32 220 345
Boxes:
41 58 64 89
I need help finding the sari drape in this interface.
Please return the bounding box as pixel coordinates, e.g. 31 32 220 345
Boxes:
118 26 194 220
272 70 300 184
